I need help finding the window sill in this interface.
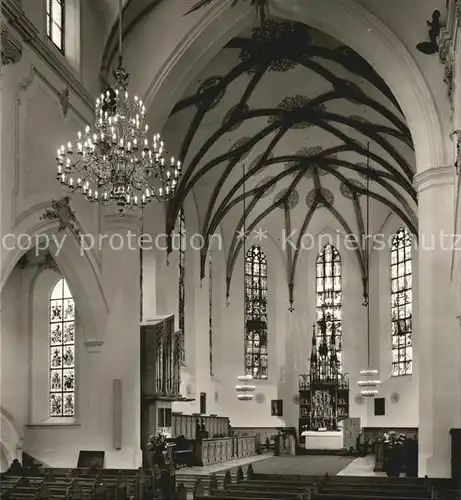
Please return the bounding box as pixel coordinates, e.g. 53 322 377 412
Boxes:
27 421 80 428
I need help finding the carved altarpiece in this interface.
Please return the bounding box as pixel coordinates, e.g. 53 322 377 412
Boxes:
298 323 349 434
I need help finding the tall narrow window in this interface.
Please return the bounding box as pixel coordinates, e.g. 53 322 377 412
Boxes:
208 253 213 376
316 245 342 371
245 245 268 379
46 0 65 52
49 278 75 417
391 228 412 376
178 209 186 365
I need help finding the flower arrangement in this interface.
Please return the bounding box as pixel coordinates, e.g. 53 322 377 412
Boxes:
382 431 406 449
147 432 167 454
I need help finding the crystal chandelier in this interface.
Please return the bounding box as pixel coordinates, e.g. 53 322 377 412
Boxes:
358 143 381 397
55 0 181 215
236 375 256 401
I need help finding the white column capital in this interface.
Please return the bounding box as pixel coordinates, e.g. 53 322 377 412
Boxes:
414 166 454 193
103 214 143 233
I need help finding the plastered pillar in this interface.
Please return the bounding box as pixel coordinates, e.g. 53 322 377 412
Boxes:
416 166 461 477
99 214 142 468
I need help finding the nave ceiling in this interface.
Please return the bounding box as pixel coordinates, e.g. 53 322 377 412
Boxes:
155 19 417 304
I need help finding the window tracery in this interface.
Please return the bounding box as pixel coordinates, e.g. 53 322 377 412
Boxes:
49 277 75 417
391 228 412 376
316 245 342 372
244 245 268 379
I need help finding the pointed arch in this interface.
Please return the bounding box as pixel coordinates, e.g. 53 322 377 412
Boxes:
244 245 268 379
390 227 412 376
49 277 75 417
316 244 342 371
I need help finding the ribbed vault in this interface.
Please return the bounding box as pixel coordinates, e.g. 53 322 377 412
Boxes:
160 19 417 308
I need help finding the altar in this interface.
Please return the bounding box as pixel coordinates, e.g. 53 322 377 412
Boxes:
303 430 343 450
298 322 350 448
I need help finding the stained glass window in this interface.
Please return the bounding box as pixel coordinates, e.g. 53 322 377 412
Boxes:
178 209 186 365
391 228 412 376
46 0 65 52
49 277 75 417
245 245 268 379
208 253 213 376
316 245 342 372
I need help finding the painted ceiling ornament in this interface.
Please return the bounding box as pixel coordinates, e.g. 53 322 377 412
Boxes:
284 146 337 178
196 76 226 110
229 137 253 160
349 115 371 124
41 197 81 236
305 188 334 209
274 188 299 210
222 103 250 132
184 0 269 25
250 151 274 171
255 176 277 197
340 179 366 199
239 20 312 74
268 95 326 129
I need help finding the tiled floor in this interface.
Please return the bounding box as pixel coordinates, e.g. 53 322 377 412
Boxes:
337 454 386 476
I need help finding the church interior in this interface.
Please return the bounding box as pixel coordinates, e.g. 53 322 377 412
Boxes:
1 0 461 498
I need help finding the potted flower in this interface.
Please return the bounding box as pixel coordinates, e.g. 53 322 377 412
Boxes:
146 432 168 468
382 432 406 477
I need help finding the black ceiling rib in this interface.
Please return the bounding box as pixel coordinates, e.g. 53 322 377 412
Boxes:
201 127 287 257
177 64 269 187
299 156 416 223
322 111 412 159
162 19 418 294
319 112 413 179
308 119 413 185
166 117 284 234
204 153 415 253
225 170 305 297
288 203 317 305
225 36 401 111
284 200 294 310
167 91 338 233
171 57 259 115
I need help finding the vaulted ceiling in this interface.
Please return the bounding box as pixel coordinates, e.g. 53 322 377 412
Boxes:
159 19 417 305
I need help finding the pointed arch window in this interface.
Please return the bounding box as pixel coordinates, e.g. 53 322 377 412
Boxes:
316 245 342 372
391 228 412 376
178 208 186 364
209 253 213 376
49 278 75 417
46 0 65 52
245 245 268 379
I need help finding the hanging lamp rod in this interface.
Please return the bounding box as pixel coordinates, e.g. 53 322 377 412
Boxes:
366 141 371 368
118 0 123 65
